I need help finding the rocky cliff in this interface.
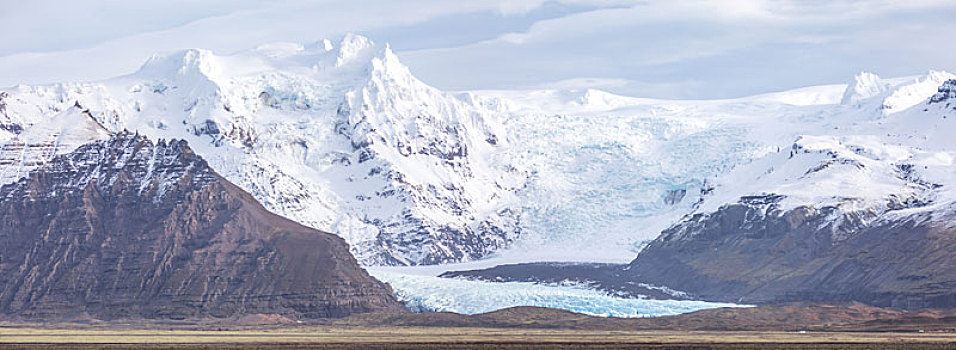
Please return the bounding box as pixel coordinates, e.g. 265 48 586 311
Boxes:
626 196 956 309
0 133 400 320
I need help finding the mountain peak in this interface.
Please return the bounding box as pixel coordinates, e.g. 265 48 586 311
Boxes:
881 70 956 114
839 70 956 114
841 71 888 105
136 48 219 81
129 34 411 93
367 43 413 82
336 33 376 67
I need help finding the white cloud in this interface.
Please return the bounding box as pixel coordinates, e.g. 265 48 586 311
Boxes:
0 0 609 86
1 0 954 99
401 0 956 98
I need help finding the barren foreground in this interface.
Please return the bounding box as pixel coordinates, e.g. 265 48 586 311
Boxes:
5 304 956 349
2 327 956 349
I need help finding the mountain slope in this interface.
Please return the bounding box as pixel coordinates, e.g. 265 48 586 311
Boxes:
0 133 400 320
438 74 956 311
0 105 110 185
4 33 956 269
620 76 956 308
0 35 520 266
627 201 956 308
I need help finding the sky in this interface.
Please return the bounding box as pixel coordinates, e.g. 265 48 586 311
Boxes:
2 0 955 99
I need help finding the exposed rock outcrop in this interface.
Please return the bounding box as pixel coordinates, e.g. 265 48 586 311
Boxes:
626 198 956 309
0 133 401 320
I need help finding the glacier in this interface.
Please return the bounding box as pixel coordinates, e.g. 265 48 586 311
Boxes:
492 109 765 261
368 268 748 318
3 33 956 270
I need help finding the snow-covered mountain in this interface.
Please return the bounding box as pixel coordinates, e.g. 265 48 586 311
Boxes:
425 72 956 310
0 34 521 266
596 72 956 308
684 71 956 239
4 33 956 268
481 70 956 263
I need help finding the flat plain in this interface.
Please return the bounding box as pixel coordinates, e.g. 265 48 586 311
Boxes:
3 327 956 349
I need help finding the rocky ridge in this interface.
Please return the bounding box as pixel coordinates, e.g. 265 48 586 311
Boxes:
0 132 400 319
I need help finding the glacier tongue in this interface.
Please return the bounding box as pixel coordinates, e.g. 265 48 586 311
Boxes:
493 111 762 261
368 268 748 318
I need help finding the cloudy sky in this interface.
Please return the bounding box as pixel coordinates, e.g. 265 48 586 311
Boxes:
2 0 955 99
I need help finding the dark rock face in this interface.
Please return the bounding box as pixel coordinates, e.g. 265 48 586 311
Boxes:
929 79 956 105
625 197 956 309
0 133 400 320
439 262 689 300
